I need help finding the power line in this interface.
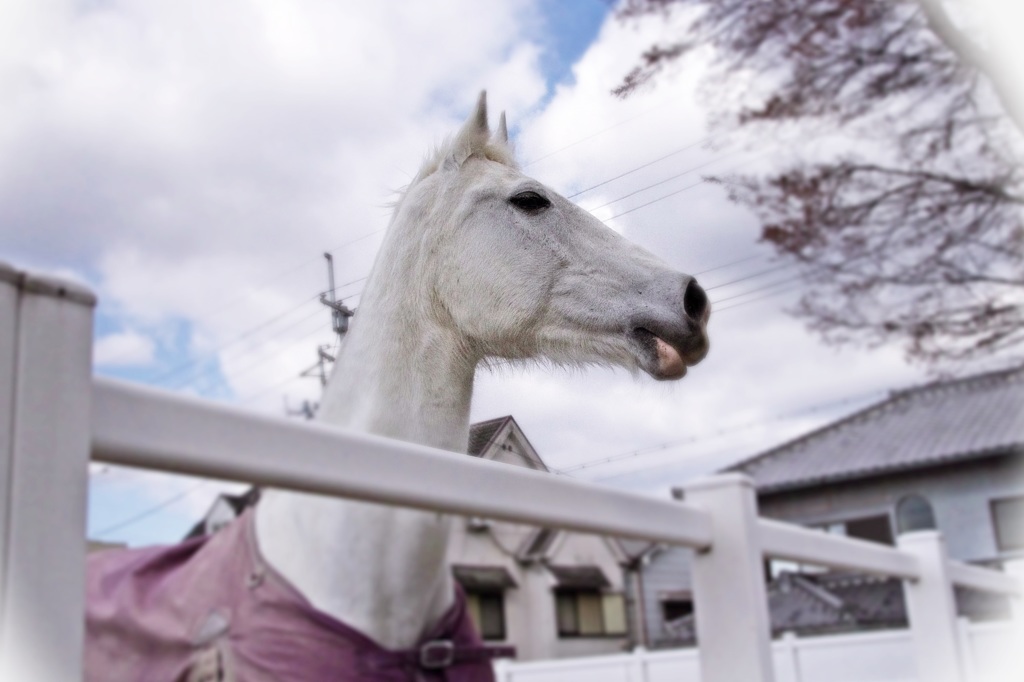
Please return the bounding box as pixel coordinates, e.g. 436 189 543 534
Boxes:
91 482 208 538
705 262 795 292
179 315 333 396
160 304 328 391
692 254 767 277
558 387 892 477
142 294 323 387
713 281 806 314
711 272 805 305
229 320 337 404
566 135 716 199
523 98 680 168
584 153 740 213
602 149 774 222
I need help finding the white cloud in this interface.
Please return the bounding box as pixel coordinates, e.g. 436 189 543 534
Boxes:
93 330 156 367
5 0 977 544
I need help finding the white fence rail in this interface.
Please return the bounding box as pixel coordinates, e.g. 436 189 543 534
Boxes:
0 262 1021 681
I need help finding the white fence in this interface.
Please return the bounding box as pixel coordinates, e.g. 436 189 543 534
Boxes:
0 261 1021 681
494 620 1021 682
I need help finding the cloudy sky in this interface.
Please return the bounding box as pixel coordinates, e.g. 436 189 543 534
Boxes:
2 0 1016 546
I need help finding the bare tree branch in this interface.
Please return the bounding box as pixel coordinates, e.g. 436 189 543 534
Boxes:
616 0 1024 365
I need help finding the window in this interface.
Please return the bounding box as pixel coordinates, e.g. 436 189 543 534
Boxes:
555 591 627 637
819 514 894 546
992 496 1024 552
452 565 516 641
896 495 937 534
466 591 507 640
768 514 895 577
844 515 895 545
661 599 693 623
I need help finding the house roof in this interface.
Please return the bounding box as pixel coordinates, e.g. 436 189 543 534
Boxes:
182 488 261 540
726 365 1024 494
468 416 514 456
451 565 518 591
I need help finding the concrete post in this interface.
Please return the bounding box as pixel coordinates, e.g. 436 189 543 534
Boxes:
0 267 96 681
898 531 967 682
684 474 775 682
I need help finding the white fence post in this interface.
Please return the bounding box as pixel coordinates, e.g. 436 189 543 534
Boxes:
778 631 802 682
684 474 775 682
627 646 647 682
898 531 967 682
0 266 95 681
1006 559 1024 626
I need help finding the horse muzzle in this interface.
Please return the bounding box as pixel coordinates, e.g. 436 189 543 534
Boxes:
630 278 710 380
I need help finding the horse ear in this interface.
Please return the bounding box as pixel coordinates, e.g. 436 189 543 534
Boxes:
491 112 509 145
447 91 490 168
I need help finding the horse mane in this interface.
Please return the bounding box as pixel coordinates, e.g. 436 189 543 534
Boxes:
388 115 517 210
415 132 518 181
413 94 517 186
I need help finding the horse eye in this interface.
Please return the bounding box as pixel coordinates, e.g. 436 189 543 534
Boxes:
509 191 551 213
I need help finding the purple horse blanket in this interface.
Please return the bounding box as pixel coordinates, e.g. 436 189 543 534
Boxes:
85 510 513 681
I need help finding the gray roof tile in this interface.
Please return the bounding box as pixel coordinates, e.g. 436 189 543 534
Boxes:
728 366 1024 493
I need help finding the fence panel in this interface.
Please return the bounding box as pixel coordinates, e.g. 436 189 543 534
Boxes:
793 630 916 682
496 620 1020 682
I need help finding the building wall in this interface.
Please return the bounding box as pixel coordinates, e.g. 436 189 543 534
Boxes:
632 545 696 646
446 518 629 661
757 454 1024 563
541 531 629 660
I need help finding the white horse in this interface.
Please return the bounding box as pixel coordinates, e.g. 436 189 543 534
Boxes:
85 93 709 681
258 91 709 645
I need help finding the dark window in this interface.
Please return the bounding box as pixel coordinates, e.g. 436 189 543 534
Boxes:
661 599 693 623
555 591 626 637
896 495 937 534
992 496 1024 551
845 515 894 545
466 591 506 640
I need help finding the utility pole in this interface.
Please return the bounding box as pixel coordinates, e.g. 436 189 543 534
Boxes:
287 253 355 419
320 252 354 338
300 344 335 388
284 397 318 420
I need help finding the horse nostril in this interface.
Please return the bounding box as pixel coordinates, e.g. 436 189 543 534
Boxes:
683 279 709 322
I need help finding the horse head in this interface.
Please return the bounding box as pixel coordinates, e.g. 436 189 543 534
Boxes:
385 92 710 380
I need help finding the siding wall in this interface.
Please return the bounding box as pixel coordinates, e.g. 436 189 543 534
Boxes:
758 454 1024 563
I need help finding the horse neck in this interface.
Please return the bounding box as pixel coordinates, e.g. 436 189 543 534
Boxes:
255 220 479 649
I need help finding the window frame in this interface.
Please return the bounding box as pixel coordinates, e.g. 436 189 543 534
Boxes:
466 589 508 641
991 495 1024 552
554 589 627 638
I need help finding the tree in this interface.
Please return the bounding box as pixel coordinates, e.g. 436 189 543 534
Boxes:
615 0 1024 364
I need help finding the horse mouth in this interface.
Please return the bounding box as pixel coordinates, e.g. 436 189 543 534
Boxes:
632 327 707 381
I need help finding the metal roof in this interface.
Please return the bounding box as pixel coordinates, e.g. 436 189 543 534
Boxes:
727 365 1024 493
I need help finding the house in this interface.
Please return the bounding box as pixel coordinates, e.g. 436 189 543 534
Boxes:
184 487 260 539
184 415 631 661
626 365 1024 647
449 416 631 660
